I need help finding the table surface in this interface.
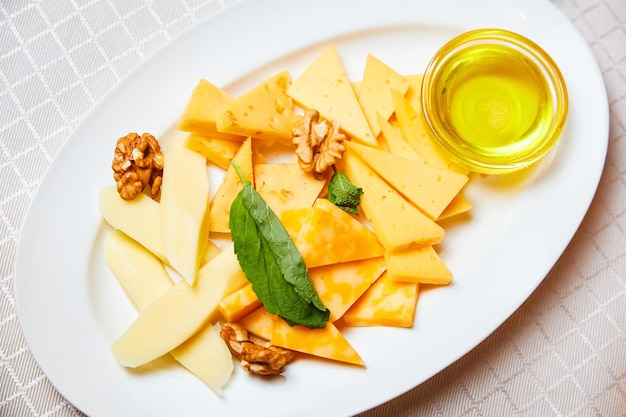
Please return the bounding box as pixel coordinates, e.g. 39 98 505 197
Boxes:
1 1 625 416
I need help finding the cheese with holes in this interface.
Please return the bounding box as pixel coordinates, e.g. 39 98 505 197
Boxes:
254 161 327 216
310 256 386 321
437 193 472 221
185 134 244 170
98 186 165 261
378 114 426 163
281 198 384 267
103 230 233 394
344 141 468 220
391 89 469 175
385 245 452 285
287 46 376 147
177 78 243 141
209 137 253 233
271 317 363 365
404 74 424 115
357 54 410 137
159 135 210 285
218 283 261 323
343 272 419 328
111 245 247 368
342 151 445 252
215 71 296 145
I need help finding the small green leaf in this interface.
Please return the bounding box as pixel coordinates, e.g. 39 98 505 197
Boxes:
229 161 330 329
327 166 363 215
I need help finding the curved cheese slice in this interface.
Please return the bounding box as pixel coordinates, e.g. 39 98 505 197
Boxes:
104 230 233 394
111 245 248 368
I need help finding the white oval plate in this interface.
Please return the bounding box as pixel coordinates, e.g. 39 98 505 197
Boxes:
15 0 608 416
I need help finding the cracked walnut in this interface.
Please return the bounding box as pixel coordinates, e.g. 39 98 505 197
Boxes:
112 132 164 200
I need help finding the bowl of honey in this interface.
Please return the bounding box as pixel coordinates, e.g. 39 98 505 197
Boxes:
421 28 568 174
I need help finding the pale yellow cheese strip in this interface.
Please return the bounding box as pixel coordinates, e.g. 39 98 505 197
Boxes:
98 186 165 261
287 45 376 147
385 246 452 285
103 229 233 394
111 245 248 368
357 54 410 137
159 135 211 285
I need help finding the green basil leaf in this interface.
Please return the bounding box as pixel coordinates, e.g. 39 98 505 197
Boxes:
229 161 330 329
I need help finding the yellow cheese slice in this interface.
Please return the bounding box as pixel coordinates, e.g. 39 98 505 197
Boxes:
385 245 452 285
177 78 244 141
437 193 472 221
98 186 165 261
357 54 410 137
341 151 445 252
254 160 327 216
159 135 211 285
282 198 384 268
287 46 376 147
111 245 248 368
404 74 424 115
103 230 233 394
218 283 261 323
271 317 363 365
209 137 253 233
344 141 468 220
343 272 419 328
310 256 386 321
378 113 427 163
391 89 469 175
215 70 297 145
185 133 244 170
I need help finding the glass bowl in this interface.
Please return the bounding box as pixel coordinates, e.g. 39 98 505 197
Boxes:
421 28 568 174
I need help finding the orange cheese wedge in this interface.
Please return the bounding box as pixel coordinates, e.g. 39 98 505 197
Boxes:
343 272 419 328
218 284 262 323
310 256 386 321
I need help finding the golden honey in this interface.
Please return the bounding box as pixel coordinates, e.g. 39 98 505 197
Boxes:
422 29 568 174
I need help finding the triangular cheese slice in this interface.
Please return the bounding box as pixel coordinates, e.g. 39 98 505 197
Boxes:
403 74 424 115
391 89 469 175
238 307 275 341
284 198 384 268
218 283 262 323
385 246 452 285
310 256 386 321
209 137 253 233
287 46 376 147
343 272 419 328
215 71 296 145
437 193 472 221
254 160 327 216
271 317 363 365
177 78 244 141
341 150 445 252
344 140 468 219
378 113 426 163
357 54 410 137
185 133 244 170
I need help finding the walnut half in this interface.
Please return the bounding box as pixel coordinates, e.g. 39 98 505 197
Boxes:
112 132 164 200
292 109 346 176
220 323 294 376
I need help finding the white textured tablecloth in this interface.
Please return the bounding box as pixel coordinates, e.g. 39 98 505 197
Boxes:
1 1 624 416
